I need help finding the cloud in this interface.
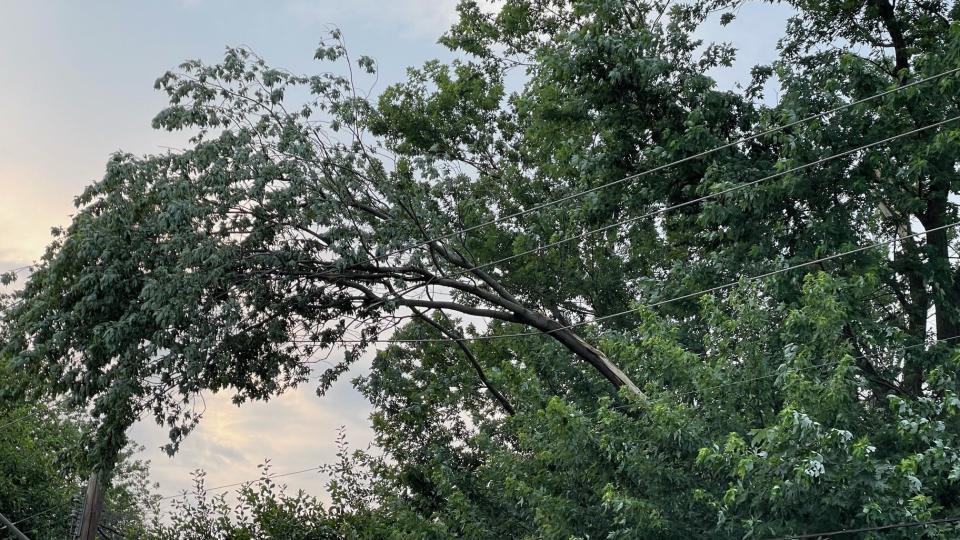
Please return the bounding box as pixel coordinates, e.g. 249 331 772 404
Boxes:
131 358 375 507
285 0 461 40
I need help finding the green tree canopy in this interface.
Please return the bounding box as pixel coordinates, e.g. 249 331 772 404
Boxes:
0 380 158 539
6 0 960 537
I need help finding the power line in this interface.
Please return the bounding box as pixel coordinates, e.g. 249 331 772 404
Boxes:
10 500 73 527
166 335 960 518
8 86 959 353
7 72 955 294
378 334 960 419
0 440 92 532
355 67 960 267
0 499 78 540
3 265 33 275
71 133 960 508
149 327 960 518
158 466 323 501
599 334 960 414
763 515 960 540
0 404 71 430
303 112 959 347
0 512 30 540
293 220 960 344
0 410 36 431
377 115 960 306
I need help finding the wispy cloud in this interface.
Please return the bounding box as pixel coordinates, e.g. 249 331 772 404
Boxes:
285 0 461 40
132 361 375 504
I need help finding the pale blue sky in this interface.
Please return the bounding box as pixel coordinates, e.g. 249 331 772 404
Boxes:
0 0 793 511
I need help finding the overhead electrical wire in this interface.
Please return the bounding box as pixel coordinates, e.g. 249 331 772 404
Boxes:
9 500 74 529
374 115 960 306
762 515 960 540
5 71 958 288
378 335 960 418
2 265 33 276
355 67 960 266
5 71 957 286
158 465 323 501
7 76 959 352
293 219 960 344
591 335 960 416
140 101 960 524
159 335 960 519
0 410 37 432
0 401 72 433
6 70 960 533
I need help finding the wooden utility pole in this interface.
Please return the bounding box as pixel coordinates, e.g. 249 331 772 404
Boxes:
0 511 30 540
77 471 105 540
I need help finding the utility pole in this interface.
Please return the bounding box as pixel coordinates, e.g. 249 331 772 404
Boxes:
0 511 30 540
77 471 105 540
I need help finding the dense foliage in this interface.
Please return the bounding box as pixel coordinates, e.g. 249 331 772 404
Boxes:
0 400 85 539
0 385 158 539
6 0 960 537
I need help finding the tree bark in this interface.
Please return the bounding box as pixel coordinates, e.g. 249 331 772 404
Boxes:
869 0 909 78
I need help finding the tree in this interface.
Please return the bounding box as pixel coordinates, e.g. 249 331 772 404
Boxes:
0 401 83 539
0 390 159 539
148 435 367 540
6 0 960 537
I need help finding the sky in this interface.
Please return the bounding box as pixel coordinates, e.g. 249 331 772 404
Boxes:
0 0 794 514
